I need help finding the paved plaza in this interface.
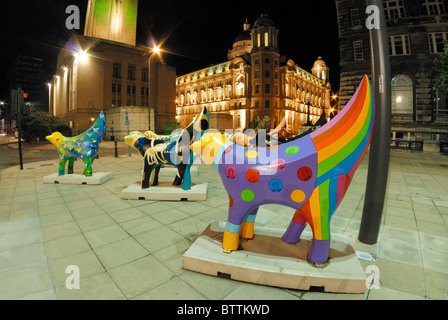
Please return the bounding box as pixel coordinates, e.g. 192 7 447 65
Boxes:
0 141 447 300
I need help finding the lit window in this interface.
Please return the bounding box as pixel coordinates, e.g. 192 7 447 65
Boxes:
389 35 411 55
383 0 406 20
422 0 445 15
257 34 261 47
428 32 448 54
392 74 413 115
350 9 360 27
353 40 364 60
265 32 269 46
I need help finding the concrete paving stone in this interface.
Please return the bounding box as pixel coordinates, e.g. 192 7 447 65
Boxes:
367 286 425 300
385 214 418 231
56 272 126 300
38 203 70 216
83 224 129 248
48 250 106 287
44 233 91 260
138 201 177 216
93 237 149 269
179 270 246 300
40 211 74 228
132 276 206 300
16 290 58 300
424 269 448 300
168 216 209 241
150 207 190 225
0 216 40 234
382 226 420 246
379 237 423 267
223 283 300 300
419 232 448 254
108 255 174 299
0 242 47 272
152 240 193 276
77 214 117 232
0 227 43 252
134 225 185 253
119 216 162 236
69 205 106 220
42 221 82 241
0 263 53 300
421 248 448 275
376 259 425 297
108 207 147 223
417 220 448 237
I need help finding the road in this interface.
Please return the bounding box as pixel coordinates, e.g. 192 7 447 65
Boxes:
0 139 139 171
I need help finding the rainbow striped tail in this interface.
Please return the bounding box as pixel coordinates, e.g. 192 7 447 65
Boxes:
283 76 375 258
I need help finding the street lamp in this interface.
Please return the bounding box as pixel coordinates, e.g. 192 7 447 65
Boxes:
148 45 161 131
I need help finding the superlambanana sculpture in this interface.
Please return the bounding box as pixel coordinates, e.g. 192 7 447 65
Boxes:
191 76 374 265
46 111 106 177
125 107 209 190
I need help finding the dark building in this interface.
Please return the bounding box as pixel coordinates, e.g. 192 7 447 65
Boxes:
336 0 448 149
8 55 47 113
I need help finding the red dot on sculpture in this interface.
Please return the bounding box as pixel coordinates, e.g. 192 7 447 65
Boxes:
229 195 233 207
225 166 237 179
246 169 260 183
272 158 286 171
297 166 313 181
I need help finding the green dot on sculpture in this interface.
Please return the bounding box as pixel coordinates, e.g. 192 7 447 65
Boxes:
241 189 255 202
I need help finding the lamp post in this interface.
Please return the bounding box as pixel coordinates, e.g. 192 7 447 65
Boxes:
148 45 160 132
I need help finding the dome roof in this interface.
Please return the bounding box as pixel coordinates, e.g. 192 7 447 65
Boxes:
254 13 275 28
235 30 251 42
313 56 327 68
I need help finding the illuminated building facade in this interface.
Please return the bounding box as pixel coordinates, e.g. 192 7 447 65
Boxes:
336 0 448 147
48 0 176 138
175 14 332 134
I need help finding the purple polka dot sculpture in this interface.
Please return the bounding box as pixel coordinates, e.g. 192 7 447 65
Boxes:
191 76 375 265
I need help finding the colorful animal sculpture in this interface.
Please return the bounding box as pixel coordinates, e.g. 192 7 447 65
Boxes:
191 76 374 265
125 107 209 190
46 111 106 177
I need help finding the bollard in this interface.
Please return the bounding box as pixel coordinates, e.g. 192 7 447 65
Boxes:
114 141 118 157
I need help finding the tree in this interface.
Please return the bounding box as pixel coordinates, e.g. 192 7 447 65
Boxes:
21 112 72 144
433 40 448 96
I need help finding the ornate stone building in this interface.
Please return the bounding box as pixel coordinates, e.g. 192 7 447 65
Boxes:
336 0 448 147
175 14 332 134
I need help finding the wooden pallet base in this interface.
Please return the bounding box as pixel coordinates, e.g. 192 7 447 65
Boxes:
43 172 113 185
120 182 208 201
183 221 366 294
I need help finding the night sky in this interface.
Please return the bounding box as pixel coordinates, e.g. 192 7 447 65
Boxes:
0 0 340 101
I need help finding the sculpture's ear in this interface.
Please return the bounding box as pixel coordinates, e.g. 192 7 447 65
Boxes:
194 106 209 134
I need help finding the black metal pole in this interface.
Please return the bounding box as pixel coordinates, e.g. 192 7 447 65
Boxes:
358 0 392 245
114 140 118 158
17 89 23 170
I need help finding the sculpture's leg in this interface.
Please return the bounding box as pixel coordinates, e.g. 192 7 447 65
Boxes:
173 163 186 187
181 161 192 191
222 205 250 253
152 165 161 186
142 161 153 189
282 210 308 244
240 207 259 240
67 158 75 174
58 158 67 176
305 178 336 265
83 157 93 177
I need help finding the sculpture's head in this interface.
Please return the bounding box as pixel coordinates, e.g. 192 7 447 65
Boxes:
183 106 209 144
124 131 145 147
190 131 229 166
46 132 64 145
